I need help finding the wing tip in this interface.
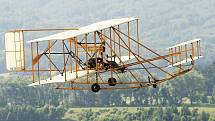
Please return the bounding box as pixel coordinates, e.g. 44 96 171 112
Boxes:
167 56 203 68
166 38 202 50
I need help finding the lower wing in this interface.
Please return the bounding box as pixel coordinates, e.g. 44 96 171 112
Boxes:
28 55 135 86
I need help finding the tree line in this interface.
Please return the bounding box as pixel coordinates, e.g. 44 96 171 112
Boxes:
0 63 214 120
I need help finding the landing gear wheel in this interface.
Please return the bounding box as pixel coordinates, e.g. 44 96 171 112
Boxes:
152 84 157 88
91 83 100 92
108 77 117 86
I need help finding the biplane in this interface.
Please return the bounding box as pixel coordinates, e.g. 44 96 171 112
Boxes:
4 17 202 92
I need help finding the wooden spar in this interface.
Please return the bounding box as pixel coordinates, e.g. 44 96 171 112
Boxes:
21 31 26 70
31 43 35 83
62 80 149 85
179 46 181 70
136 19 140 56
18 32 22 69
36 42 40 83
48 40 52 80
94 32 98 83
113 28 116 61
32 40 57 65
69 38 73 72
191 43 195 65
58 66 191 91
169 48 171 65
13 32 17 68
103 29 106 51
97 30 107 83
85 34 89 83
118 25 121 58
101 29 174 77
109 27 113 77
77 37 79 76
19 69 65 72
112 27 183 70
69 39 72 88
58 67 196 91
101 29 106 62
9 28 78 32
197 41 200 58
100 30 105 61
199 40 201 56
75 37 78 78
185 44 187 62
109 28 112 61
18 50 181 74
109 29 158 78
174 47 177 63
58 66 193 89
171 48 174 66
62 40 66 81
128 22 131 59
97 31 142 84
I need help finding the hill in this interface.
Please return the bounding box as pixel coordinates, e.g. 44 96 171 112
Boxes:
0 0 215 73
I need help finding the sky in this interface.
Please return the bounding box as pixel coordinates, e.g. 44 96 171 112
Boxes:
0 0 215 66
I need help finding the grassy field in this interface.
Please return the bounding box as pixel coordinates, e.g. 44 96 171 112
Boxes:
63 106 215 120
187 107 215 118
64 107 215 119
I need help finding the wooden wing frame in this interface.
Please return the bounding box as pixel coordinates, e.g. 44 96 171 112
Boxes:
4 18 202 92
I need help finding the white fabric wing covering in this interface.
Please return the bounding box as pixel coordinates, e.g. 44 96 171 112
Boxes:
28 70 96 86
28 55 135 86
27 17 137 43
167 38 201 49
167 56 203 68
5 31 25 71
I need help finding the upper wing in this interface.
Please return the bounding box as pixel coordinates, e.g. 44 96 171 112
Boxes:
166 38 201 49
27 18 137 43
166 38 202 67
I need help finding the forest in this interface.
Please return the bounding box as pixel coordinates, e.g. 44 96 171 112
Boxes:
0 63 214 120
0 106 211 121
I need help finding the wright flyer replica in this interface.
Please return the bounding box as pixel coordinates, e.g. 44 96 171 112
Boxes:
4 17 202 92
